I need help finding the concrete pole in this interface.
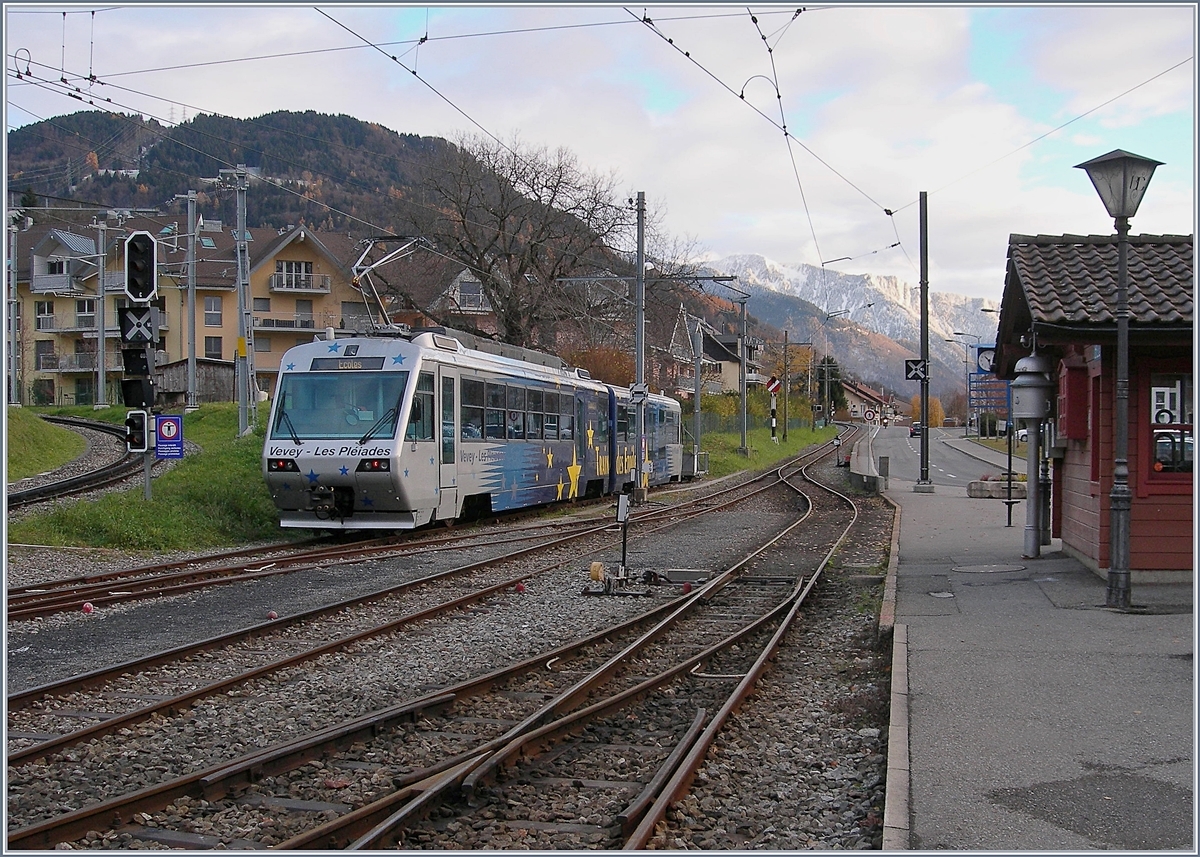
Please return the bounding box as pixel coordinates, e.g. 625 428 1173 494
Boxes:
185 191 197 409
782 329 789 442
9 224 21 404
95 220 107 407
634 191 646 502
738 297 748 455
234 166 256 434
692 321 702 473
917 191 932 490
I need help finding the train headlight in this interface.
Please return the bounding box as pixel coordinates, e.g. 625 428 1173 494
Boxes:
356 458 391 473
268 459 300 473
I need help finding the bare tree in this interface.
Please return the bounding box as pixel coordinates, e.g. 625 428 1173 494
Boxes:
399 133 635 347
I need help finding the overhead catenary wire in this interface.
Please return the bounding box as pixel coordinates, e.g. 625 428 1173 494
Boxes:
8 7 1190 288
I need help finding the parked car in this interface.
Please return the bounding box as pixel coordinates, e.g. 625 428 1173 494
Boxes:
909 423 922 438
1153 430 1194 473
1015 427 1029 443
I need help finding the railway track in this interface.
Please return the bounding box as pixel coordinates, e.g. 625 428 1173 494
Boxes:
8 431 887 850
8 436 851 758
7 416 141 509
7 429 855 620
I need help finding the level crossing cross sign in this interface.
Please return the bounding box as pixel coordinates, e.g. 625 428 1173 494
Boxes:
119 306 158 344
905 359 928 381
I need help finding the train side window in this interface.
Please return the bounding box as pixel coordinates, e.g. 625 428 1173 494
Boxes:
406 372 435 441
616 405 629 442
506 386 526 439
461 378 484 440
526 389 544 440
485 382 505 439
560 393 574 441
595 399 609 444
442 376 455 463
544 411 559 440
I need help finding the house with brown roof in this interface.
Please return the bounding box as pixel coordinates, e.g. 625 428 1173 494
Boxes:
11 215 383 407
840 379 893 422
990 233 1193 582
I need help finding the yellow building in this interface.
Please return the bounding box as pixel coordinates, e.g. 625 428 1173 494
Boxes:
11 214 372 407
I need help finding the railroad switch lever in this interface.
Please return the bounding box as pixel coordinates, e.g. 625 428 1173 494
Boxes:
583 493 646 596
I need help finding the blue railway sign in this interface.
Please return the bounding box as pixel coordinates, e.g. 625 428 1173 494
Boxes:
155 415 184 459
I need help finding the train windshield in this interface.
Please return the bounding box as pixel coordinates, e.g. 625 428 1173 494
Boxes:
271 371 410 441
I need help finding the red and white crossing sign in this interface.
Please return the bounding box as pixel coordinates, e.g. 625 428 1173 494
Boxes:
766 376 781 393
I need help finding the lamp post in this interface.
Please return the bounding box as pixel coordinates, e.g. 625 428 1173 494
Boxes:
945 338 969 433
824 304 873 427
954 331 980 435
1074 149 1162 609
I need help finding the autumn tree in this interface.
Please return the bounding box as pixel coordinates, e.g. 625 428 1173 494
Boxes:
397 133 636 349
910 394 946 427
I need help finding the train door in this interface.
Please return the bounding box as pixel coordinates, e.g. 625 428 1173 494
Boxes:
437 369 459 521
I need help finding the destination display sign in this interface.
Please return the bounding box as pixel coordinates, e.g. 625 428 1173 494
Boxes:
309 357 386 371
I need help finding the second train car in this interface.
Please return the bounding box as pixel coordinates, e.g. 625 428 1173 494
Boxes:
263 327 684 530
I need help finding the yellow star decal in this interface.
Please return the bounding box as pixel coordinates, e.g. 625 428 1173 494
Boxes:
546 448 554 468
587 426 594 446
556 478 565 500
566 447 583 499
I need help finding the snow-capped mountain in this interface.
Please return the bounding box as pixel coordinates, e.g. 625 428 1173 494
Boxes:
699 254 1001 401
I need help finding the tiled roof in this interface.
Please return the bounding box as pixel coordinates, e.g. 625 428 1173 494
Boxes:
1006 233 1193 326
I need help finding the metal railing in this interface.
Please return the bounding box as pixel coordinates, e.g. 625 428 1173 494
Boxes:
29 273 81 293
269 272 331 292
253 314 318 330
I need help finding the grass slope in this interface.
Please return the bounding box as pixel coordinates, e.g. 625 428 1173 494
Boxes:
7 407 87 481
8 404 290 551
8 404 838 551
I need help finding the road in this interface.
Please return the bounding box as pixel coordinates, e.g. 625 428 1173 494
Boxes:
872 426 1024 488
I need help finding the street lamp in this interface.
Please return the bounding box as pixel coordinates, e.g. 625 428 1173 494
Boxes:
954 331 981 435
1074 149 1163 609
945 338 969 433
823 304 874 426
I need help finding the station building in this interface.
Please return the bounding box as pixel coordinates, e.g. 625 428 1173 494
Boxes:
990 233 1193 582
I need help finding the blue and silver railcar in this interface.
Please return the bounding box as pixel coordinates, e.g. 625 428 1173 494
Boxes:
263 329 682 530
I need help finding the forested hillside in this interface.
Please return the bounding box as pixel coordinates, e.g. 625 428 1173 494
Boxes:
7 109 453 233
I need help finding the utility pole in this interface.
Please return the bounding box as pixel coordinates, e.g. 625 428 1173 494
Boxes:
94 219 108 407
917 190 933 491
9 223 21 405
782 330 789 442
223 166 256 435
177 191 198 410
633 191 647 503
692 320 703 475
734 294 744 453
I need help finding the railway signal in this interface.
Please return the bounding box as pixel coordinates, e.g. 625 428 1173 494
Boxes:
125 410 150 453
124 231 158 302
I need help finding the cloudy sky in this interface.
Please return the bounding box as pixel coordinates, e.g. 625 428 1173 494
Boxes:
5 3 1195 301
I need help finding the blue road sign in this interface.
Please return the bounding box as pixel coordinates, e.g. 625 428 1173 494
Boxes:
155 415 184 459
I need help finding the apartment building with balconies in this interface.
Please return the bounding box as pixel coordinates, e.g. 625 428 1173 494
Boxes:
10 215 375 407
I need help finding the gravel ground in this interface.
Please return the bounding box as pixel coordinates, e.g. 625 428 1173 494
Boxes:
6 441 898 850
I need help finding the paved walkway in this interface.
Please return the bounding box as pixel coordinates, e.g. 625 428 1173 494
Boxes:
880 439 1194 850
